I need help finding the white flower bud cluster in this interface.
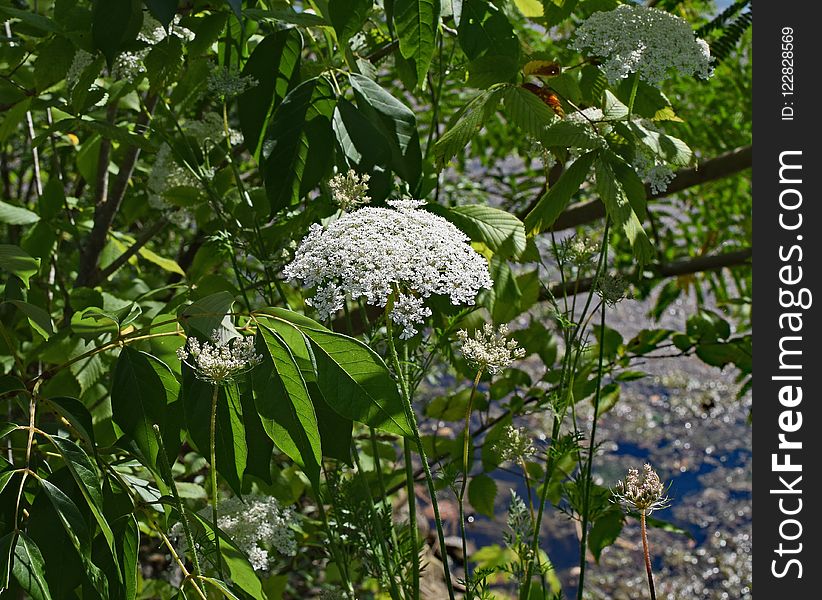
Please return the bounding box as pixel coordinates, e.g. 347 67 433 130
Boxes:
176 330 263 385
633 150 676 195
456 323 526 375
66 49 95 90
613 463 672 514
173 495 297 572
112 15 194 82
207 66 259 98
571 4 713 86
496 425 536 463
284 200 492 338
329 169 371 211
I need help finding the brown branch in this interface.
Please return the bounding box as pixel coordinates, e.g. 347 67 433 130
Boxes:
543 247 752 299
96 220 169 282
522 144 752 230
366 40 400 63
77 95 157 287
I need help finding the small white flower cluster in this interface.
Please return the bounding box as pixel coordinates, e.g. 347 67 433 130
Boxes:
207 66 259 98
147 144 199 208
173 495 297 572
566 107 605 124
66 49 95 90
176 330 263 385
612 463 672 514
496 425 536 463
457 323 526 375
595 272 630 306
633 150 676 195
555 235 600 269
112 15 194 82
284 200 492 338
329 169 371 211
571 4 713 86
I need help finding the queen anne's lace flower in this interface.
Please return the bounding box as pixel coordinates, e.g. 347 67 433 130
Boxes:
457 323 526 375
176 330 262 385
173 494 297 572
112 15 194 82
329 169 371 210
633 150 676 195
612 463 672 514
284 199 492 338
571 4 713 86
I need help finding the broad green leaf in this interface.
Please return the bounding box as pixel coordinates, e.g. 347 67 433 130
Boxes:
503 86 558 138
49 436 118 562
329 0 373 44
349 73 422 185
0 532 14 589
244 8 327 27
6 300 54 339
112 348 180 469
524 150 598 235
113 515 139 600
595 156 654 264
144 36 184 91
394 0 440 85
137 245 186 276
609 153 647 219
626 121 693 167
239 29 303 160
458 0 519 60
468 474 497 517
513 0 542 17
254 323 322 488
332 99 393 202
300 327 413 438
225 0 242 20
0 244 40 287
144 0 178 26
182 371 248 495
91 0 143 66
12 533 52 600
0 200 39 225
540 120 605 149
263 77 336 215
0 99 31 144
0 7 58 32
180 291 237 341
45 396 96 448
427 203 526 259
39 479 109 596
466 54 520 88
541 0 580 27
433 86 504 165
588 509 623 562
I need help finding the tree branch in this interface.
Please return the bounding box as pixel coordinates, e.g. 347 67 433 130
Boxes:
77 95 157 287
543 247 752 299
521 144 752 229
96 220 169 282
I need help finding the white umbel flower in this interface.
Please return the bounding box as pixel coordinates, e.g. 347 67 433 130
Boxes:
176 330 263 385
612 463 672 514
173 494 297 572
284 200 492 337
456 323 526 375
571 4 713 86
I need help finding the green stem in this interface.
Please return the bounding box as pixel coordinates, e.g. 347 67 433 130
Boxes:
627 73 640 120
209 384 223 579
385 314 456 600
641 511 657 600
404 439 421 599
154 425 201 578
458 370 483 594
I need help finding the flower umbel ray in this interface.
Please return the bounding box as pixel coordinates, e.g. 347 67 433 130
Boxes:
176 329 263 385
612 463 672 514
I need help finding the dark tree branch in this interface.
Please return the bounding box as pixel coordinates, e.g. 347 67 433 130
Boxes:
96 220 169 282
520 144 752 229
77 95 157 287
543 247 752 299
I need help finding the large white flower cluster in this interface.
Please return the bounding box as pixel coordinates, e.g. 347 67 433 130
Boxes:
284 199 492 338
173 495 297 572
571 4 713 86
176 330 263 385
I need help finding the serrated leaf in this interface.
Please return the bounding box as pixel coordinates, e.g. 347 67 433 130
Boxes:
112 348 180 469
254 322 322 489
239 29 303 160
263 77 336 215
12 533 52 600
300 327 413 438
458 0 518 60
503 86 558 138
91 0 143 66
329 0 373 44
394 0 440 85
427 204 526 259
0 244 40 288
524 150 598 235
180 291 237 341
627 121 693 167
595 156 654 264
6 300 54 339
433 86 503 165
